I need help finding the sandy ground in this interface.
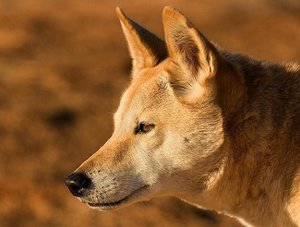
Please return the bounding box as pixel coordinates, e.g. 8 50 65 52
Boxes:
0 0 299 226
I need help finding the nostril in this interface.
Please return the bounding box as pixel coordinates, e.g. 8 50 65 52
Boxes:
65 172 91 197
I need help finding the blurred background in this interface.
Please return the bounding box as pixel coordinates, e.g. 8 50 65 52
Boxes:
0 0 299 226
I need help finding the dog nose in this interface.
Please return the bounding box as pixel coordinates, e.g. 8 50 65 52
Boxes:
65 172 91 197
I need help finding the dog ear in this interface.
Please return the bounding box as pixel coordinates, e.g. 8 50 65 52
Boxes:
116 7 167 76
163 7 220 101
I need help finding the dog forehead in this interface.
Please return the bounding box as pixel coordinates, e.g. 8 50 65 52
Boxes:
129 68 168 100
115 72 169 122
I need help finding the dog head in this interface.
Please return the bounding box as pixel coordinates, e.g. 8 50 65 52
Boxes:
65 6 236 210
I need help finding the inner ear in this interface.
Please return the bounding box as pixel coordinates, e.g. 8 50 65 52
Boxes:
172 26 200 76
116 7 167 76
163 7 219 84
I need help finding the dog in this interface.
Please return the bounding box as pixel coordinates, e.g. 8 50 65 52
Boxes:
65 6 300 226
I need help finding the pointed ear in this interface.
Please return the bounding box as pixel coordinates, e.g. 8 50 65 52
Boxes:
163 6 220 89
116 7 167 76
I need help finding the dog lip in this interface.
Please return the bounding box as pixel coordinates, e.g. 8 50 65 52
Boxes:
87 185 149 208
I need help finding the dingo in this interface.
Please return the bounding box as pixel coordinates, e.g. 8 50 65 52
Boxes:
65 6 300 227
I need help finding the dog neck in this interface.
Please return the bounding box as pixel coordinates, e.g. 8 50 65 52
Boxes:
179 55 300 226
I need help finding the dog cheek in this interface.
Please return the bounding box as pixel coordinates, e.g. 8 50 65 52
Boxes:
129 146 161 185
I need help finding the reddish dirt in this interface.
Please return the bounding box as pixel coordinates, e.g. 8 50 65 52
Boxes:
0 0 299 226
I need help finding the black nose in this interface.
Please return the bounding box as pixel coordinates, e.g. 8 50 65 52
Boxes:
65 172 91 197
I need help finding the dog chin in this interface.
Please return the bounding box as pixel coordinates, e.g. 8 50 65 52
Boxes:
87 200 132 211
83 185 151 211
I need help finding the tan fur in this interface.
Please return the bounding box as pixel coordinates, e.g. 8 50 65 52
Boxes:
69 6 300 227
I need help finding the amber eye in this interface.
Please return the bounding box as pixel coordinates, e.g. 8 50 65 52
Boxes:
135 122 155 134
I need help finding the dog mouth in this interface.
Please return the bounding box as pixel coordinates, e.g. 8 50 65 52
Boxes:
86 185 149 209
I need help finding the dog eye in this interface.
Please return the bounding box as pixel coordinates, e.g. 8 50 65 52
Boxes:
135 122 155 134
